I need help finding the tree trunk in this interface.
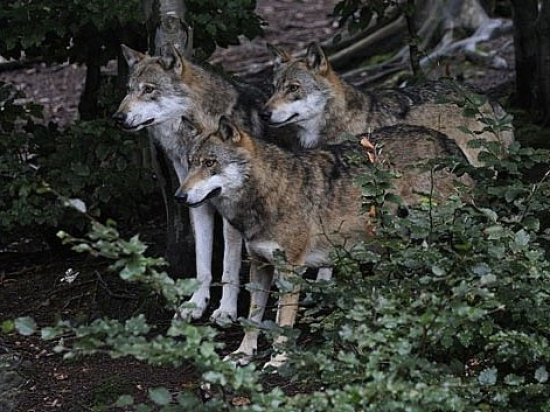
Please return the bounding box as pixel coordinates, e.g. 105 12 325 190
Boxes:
78 25 101 120
78 57 100 120
143 0 192 55
510 0 538 110
142 0 194 277
536 0 550 123
404 0 421 77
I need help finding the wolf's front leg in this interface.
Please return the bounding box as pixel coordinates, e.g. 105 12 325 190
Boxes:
303 267 333 306
264 268 302 370
210 219 243 324
226 261 274 366
176 203 215 320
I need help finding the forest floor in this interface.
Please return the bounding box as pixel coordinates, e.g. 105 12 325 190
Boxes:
0 1 519 411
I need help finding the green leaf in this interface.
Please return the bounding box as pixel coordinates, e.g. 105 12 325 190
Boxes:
73 243 92 253
41 327 61 340
480 273 497 286
523 216 540 232
67 198 87 213
203 371 228 386
471 263 490 276
462 107 479 118
431 265 445 276
478 367 498 385
504 373 525 386
504 187 525 203
149 387 172 406
535 366 549 383
457 125 474 135
14 317 37 336
514 229 530 246
1 319 15 334
384 192 404 206
484 225 504 239
36 185 51 194
116 395 134 407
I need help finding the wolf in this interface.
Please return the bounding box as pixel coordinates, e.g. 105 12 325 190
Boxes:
262 42 514 167
176 115 472 367
112 44 269 324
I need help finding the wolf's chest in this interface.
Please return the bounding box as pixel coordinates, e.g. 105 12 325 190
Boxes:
246 238 331 267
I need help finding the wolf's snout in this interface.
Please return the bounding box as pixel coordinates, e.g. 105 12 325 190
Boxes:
112 111 127 124
259 109 272 122
174 188 188 204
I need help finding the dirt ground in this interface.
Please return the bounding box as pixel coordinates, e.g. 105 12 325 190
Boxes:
0 1 517 411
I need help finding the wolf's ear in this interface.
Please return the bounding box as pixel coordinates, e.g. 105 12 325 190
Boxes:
179 116 201 139
160 44 187 75
217 116 241 144
305 42 329 76
121 44 146 69
267 43 292 68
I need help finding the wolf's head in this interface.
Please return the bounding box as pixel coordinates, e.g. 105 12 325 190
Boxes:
112 44 195 132
262 43 335 132
175 116 252 207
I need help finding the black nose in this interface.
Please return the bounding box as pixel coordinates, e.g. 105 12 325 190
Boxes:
112 111 126 124
174 188 188 204
259 109 272 121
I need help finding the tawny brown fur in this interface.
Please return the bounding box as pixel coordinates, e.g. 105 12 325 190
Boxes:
177 118 473 367
264 42 514 167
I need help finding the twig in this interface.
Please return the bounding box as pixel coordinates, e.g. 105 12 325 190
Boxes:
94 271 138 300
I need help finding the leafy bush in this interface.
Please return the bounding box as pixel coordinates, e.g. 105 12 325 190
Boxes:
0 0 263 64
7 124 550 410
0 0 144 65
284 141 550 411
0 81 156 248
0 0 265 247
186 0 264 58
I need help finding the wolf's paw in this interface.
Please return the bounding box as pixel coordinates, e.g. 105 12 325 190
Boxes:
263 352 287 371
223 351 253 367
210 306 237 326
223 342 256 366
225 333 258 366
175 290 210 321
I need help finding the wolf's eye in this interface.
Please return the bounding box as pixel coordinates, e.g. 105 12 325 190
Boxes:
204 159 216 168
143 85 155 94
287 84 300 93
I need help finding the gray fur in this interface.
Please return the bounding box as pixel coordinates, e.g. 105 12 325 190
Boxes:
265 42 514 166
178 118 474 366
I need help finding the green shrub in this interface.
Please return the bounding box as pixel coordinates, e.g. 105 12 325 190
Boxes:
6 127 550 410
0 81 156 248
0 0 263 65
0 0 265 248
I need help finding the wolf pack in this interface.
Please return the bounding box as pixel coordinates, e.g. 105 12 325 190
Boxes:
113 42 514 369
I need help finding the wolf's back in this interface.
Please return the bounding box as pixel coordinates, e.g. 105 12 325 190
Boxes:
366 124 474 207
364 80 514 167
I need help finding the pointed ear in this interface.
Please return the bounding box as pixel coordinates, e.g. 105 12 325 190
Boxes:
267 43 292 68
121 44 146 69
217 116 242 144
160 44 187 75
179 116 201 139
305 42 329 76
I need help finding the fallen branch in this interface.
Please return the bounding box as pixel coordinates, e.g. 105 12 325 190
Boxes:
328 15 406 71
420 18 513 70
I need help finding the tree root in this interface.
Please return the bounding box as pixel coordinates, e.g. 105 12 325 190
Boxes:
336 0 514 87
